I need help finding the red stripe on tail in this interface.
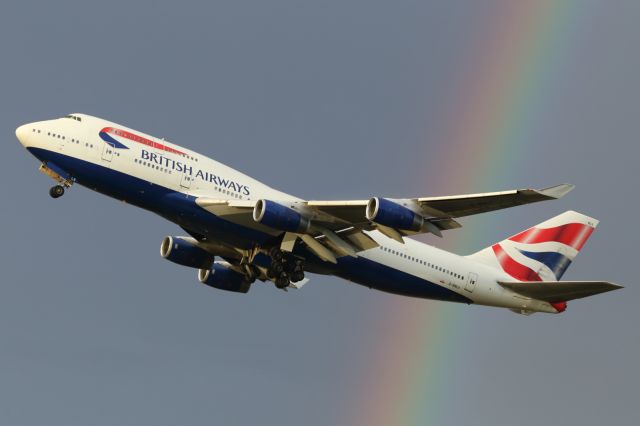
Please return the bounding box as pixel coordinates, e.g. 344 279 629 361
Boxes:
492 244 542 281
509 223 594 251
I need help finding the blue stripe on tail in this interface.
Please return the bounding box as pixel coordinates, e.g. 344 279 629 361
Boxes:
518 250 572 280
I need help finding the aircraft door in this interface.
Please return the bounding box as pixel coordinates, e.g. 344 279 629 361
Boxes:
180 171 192 189
465 272 478 293
101 142 114 162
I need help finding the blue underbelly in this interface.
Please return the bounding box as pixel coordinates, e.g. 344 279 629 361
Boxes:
28 148 272 249
26 148 472 303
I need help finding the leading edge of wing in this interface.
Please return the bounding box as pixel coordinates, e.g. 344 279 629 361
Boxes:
417 184 574 204
416 183 575 218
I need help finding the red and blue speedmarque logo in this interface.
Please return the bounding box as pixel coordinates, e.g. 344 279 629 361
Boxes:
99 127 187 156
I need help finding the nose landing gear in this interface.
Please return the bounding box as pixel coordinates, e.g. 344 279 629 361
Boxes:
49 185 65 199
39 163 73 199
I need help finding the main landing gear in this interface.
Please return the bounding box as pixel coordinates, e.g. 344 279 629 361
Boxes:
268 247 305 289
49 185 65 199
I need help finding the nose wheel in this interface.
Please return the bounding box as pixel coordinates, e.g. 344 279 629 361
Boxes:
49 185 65 199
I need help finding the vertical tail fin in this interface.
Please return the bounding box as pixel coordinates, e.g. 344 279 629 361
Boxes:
467 211 598 281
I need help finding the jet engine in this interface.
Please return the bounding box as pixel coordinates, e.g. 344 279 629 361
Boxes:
365 197 424 231
253 199 310 232
198 262 251 293
160 236 213 269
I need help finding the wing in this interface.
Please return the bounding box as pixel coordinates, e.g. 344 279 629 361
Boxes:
195 184 573 263
309 184 573 223
307 183 573 241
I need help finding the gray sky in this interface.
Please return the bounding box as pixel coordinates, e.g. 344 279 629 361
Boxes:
1 1 638 425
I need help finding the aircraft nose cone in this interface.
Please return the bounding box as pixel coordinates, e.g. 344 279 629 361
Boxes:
15 124 30 147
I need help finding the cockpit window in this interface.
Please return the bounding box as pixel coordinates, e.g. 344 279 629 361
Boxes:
64 114 82 122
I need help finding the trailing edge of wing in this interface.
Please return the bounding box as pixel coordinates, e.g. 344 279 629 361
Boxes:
498 280 623 302
300 234 337 263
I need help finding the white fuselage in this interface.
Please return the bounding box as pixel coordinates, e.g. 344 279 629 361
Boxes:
15 114 559 313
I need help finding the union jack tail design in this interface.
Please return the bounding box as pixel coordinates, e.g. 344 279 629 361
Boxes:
467 211 598 282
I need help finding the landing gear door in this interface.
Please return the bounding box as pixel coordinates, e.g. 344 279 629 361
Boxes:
101 142 114 162
180 171 192 189
465 272 478 293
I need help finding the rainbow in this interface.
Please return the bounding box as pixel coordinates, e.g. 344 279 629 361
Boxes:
347 2 586 424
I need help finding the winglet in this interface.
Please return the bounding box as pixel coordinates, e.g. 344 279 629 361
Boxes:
538 183 575 199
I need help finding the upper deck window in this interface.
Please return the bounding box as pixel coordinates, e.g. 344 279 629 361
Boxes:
64 115 82 122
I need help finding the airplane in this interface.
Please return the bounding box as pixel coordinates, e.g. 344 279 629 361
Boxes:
15 113 622 314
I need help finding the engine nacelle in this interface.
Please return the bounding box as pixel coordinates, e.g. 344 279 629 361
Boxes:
365 197 424 231
160 236 213 269
253 199 310 232
198 262 251 293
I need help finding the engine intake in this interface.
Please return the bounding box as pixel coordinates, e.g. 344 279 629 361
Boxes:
160 236 213 269
198 262 251 293
365 197 424 231
253 199 310 232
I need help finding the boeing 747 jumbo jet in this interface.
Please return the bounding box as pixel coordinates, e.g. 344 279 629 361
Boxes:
15 114 622 314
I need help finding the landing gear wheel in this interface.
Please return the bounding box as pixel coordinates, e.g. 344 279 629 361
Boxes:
284 260 298 273
291 271 305 283
268 248 305 289
270 262 284 275
49 185 65 199
269 247 284 262
275 275 290 289
267 267 276 279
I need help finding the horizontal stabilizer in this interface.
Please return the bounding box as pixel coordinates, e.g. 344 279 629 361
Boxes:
498 281 623 302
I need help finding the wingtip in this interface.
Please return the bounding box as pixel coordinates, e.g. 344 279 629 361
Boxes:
609 282 625 290
595 281 624 294
539 183 575 199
